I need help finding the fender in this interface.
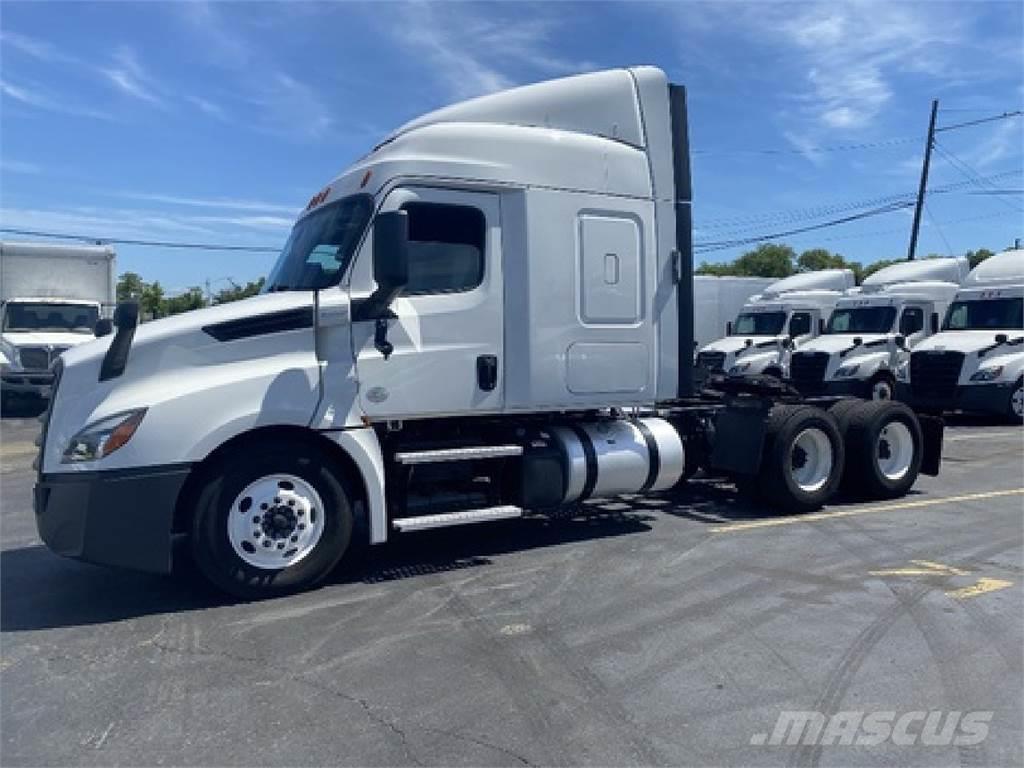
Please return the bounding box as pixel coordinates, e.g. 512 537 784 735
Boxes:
325 427 387 544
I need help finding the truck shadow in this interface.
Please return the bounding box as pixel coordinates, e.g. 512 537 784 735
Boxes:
0 511 655 632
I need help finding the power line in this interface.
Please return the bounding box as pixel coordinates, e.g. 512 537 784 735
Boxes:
924 200 954 257
0 227 282 253
935 110 1024 133
692 136 917 156
694 200 914 253
933 143 1024 214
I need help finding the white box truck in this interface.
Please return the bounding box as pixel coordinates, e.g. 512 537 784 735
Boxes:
789 257 969 401
1 242 116 405
695 270 855 379
897 249 1023 420
33 68 944 598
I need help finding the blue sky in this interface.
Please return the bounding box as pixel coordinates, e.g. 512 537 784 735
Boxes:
1 1 1022 293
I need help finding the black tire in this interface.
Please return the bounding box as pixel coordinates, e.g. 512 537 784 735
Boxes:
828 398 862 434
756 404 844 513
191 438 354 599
1008 377 1024 424
842 401 922 499
867 372 896 401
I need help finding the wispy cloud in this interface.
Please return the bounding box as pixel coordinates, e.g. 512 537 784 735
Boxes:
0 30 77 65
187 95 228 121
0 78 110 120
101 46 166 107
391 2 597 101
0 158 42 175
113 191 299 216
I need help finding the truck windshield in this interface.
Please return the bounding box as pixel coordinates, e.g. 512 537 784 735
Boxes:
943 297 1023 331
264 194 373 292
2 303 98 334
732 312 786 335
826 306 896 334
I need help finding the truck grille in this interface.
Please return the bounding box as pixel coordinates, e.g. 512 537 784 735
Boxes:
17 346 68 371
910 350 964 398
696 351 726 373
790 352 830 394
19 347 50 370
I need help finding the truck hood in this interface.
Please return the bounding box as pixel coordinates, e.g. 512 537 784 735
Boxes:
1 331 95 348
797 334 888 357
913 330 1023 355
701 336 780 355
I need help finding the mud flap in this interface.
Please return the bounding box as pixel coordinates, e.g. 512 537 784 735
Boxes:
917 413 944 476
710 400 770 475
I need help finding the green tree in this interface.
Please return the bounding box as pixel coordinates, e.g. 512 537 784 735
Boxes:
965 248 994 270
140 281 165 319
116 271 146 302
163 287 206 316
733 243 796 277
797 248 846 273
213 277 265 305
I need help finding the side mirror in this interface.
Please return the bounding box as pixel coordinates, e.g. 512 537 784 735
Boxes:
354 210 409 321
94 318 114 338
783 337 795 350
895 335 906 350
113 301 140 330
744 338 753 347
996 333 1008 344
725 321 733 336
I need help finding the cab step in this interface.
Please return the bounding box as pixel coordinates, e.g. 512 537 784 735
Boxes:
394 445 522 465
392 505 523 532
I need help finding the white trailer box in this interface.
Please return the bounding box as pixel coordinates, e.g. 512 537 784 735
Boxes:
692 275 774 349
790 257 969 401
899 250 1023 419
1 242 116 401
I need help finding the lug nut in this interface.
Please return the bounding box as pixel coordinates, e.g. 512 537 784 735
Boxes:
262 540 272 548
253 516 260 523
297 523 305 530
291 535 298 543
260 503 268 510
287 499 295 506
277 542 285 549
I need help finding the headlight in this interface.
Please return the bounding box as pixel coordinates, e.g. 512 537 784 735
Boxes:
730 362 751 374
970 365 1004 382
834 363 861 378
62 409 147 463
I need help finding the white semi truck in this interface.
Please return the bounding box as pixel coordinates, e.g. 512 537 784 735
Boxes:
33 68 944 599
789 258 968 401
1 242 116 405
695 270 854 379
692 275 774 350
897 249 1024 421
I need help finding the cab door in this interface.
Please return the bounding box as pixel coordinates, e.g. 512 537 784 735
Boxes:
353 187 504 420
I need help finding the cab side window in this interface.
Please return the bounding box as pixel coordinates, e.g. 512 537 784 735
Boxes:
788 312 812 337
900 306 924 336
401 202 485 295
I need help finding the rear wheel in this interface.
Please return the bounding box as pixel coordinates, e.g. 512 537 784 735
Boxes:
756 405 844 513
828 398 862 433
842 401 922 499
191 438 354 599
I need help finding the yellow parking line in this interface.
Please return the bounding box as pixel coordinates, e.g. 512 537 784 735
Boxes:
946 578 1014 600
710 488 1024 533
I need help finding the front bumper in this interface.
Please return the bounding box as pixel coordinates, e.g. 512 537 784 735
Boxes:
2 371 54 397
896 381 1014 416
34 464 192 574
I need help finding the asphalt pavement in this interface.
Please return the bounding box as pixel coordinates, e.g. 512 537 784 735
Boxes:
1 407 1022 767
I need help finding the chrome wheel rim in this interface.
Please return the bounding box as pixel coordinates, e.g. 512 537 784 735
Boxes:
876 421 914 481
789 428 834 493
1012 385 1024 418
227 474 324 570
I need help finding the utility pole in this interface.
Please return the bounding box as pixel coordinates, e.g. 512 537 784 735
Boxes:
907 99 939 261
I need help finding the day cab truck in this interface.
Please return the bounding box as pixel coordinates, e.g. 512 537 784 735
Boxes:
1 242 116 407
897 249 1024 421
33 67 944 599
789 257 968 401
695 270 854 379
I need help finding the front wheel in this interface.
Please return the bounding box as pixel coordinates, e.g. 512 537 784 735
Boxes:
1008 378 1023 423
191 439 354 599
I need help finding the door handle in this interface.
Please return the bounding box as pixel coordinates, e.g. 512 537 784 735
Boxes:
477 355 498 391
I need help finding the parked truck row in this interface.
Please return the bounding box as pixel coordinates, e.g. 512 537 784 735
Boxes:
32 67 947 598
